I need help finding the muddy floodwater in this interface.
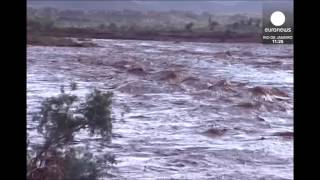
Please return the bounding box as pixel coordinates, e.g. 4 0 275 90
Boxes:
27 39 293 180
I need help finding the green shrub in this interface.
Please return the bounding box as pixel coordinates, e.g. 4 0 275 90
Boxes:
28 87 114 180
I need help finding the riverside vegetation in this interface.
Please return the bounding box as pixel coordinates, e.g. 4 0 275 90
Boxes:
27 7 262 46
27 84 115 180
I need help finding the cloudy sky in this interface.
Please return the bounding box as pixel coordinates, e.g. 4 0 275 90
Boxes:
28 0 292 15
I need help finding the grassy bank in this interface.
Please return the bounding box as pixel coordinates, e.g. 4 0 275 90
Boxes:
28 26 261 45
27 34 99 47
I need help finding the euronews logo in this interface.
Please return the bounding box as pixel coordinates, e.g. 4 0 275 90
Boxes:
262 2 293 44
270 11 286 26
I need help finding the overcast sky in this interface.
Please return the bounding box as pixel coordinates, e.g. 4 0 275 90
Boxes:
27 0 292 15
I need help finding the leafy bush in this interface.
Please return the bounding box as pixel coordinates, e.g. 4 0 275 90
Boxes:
27 85 114 180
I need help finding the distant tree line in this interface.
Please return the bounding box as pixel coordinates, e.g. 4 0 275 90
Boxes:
28 7 262 34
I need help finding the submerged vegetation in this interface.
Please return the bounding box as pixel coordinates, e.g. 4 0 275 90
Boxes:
27 7 262 44
27 84 114 180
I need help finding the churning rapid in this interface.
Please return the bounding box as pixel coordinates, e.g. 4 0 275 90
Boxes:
27 39 293 180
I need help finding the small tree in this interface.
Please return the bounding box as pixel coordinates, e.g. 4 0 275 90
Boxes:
255 19 262 28
248 18 254 26
208 16 218 31
209 21 219 31
27 19 42 32
185 22 194 32
232 22 240 30
27 85 114 180
108 23 118 32
98 24 106 31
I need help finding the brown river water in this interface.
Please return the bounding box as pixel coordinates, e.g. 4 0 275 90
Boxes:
27 39 293 180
